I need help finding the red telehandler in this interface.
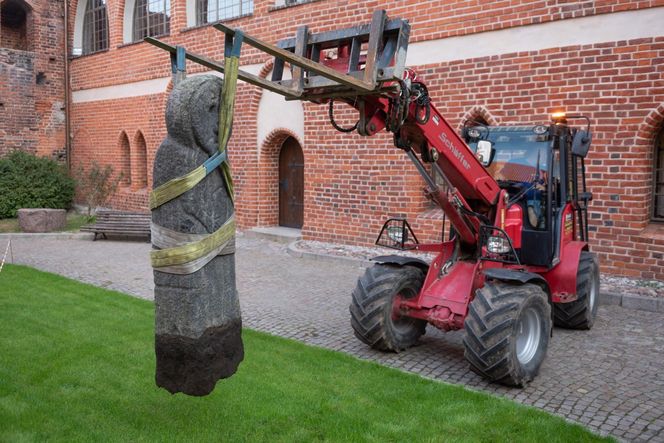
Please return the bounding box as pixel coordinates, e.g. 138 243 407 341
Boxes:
148 10 598 387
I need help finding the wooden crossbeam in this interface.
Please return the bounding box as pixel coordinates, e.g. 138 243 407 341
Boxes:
213 24 376 92
145 37 302 99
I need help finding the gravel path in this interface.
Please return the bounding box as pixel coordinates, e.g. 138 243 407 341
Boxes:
5 235 664 442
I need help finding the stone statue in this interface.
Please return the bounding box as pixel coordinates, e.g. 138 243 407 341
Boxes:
151 75 243 396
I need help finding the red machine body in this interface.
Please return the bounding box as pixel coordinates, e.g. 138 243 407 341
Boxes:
322 70 587 331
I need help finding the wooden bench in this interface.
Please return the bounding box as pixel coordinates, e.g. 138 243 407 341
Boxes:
81 210 151 241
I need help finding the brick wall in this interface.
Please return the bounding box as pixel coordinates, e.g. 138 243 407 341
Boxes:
0 48 36 153
68 0 664 280
0 19 27 50
68 0 664 89
0 0 66 160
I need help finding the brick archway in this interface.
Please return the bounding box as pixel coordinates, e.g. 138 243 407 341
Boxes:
132 130 148 190
636 104 664 223
257 128 303 227
635 104 664 149
458 105 498 131
117 130 131 187
237 59 299 229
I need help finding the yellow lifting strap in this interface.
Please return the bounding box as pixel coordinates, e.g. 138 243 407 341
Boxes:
150 32 244 273
151 216 236 269
149 164 207 210
217 51 239 204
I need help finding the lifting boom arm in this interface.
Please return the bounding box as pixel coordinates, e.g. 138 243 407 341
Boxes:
343 79 502 245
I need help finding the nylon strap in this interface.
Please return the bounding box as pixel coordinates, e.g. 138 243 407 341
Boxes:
149 151 227 210
149 32 244 274
150 216 236 271
217 33 244 204
150 221 235 274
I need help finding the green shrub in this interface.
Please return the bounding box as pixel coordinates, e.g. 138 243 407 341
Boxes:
0 151 75 218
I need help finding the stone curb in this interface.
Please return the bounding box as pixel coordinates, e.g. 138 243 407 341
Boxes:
604 291 664 313
287 241 664 314
287 241 372 266
243 228 302 244
0 232 95 241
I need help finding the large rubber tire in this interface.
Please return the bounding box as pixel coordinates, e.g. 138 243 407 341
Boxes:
463 282 551 387
553 251 600 330
350 264 427 352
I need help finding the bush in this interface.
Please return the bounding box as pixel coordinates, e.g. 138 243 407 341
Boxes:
0 151 75 218
73 161 122 217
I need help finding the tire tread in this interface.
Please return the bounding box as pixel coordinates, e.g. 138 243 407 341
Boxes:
350 264 426 352
463 282 551 387
553 252 598 329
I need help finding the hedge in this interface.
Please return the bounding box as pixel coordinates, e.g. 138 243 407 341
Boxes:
0 151 75 218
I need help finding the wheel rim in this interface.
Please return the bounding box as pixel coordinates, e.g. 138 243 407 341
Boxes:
589 269 598 313
516 307 542 365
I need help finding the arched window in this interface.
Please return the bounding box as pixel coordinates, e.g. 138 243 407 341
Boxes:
195 0 253 25
118 132 131 187
132 131 148 189
82 0 109 55
133 0 170 41
653 129 664 222
0 0 30 51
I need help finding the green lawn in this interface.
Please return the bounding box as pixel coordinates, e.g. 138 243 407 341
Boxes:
0 213 91 233
0 265 609 443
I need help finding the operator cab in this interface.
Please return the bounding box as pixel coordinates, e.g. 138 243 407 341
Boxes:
465 125 550 227
463 120 591 268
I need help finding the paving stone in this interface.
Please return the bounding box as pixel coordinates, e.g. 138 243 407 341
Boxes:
9 235 664 441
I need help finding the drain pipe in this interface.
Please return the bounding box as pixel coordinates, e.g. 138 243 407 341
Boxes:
64 0 72 171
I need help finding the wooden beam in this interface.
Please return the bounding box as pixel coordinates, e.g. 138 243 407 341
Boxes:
213 24 375 92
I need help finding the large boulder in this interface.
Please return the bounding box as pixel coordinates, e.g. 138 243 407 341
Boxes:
17 208 66 233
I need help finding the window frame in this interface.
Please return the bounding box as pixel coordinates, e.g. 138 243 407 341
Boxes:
652 129 664 222
133 0 171 42
274 0 301 6
82 0 109 55
195 0 254 26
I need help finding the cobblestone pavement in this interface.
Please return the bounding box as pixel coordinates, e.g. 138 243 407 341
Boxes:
6 235 664 442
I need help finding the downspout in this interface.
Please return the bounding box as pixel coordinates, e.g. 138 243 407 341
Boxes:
64 0 71 171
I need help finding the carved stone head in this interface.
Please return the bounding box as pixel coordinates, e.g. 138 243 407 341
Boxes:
165 75 223 156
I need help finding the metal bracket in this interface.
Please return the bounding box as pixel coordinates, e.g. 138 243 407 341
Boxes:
170 45 187 86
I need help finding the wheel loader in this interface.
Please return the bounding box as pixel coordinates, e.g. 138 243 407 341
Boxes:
148 9 598 387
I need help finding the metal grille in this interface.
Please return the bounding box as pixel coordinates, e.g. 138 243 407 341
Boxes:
82 0 109 55
196 0 253 25
133 0 170 41
653 131 664 221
